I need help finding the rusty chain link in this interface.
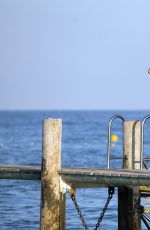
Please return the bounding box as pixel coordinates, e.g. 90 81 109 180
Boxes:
71 194 89 230
70 187 114 230
94 187 114 229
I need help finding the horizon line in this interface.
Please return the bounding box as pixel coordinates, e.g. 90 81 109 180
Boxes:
0 109 150 112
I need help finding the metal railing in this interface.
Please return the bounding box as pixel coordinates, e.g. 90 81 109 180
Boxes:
141 115 150 169
107 115 125 169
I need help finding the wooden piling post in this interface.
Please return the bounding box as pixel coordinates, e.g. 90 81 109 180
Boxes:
118 121 141 230
40 118 66 230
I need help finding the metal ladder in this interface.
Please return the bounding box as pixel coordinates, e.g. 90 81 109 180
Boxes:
107 115 125 169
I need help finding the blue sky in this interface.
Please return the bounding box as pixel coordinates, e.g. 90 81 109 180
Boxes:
0 0 150 110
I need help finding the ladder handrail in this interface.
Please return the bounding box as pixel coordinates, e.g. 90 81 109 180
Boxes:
141 115 150 169
107 115 125 169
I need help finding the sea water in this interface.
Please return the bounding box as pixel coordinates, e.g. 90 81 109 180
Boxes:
0 111 150 229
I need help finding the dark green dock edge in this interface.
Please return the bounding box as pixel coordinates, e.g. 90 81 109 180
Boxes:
0 164 150 188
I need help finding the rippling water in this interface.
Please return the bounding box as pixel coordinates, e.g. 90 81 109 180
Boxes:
0 111 150 229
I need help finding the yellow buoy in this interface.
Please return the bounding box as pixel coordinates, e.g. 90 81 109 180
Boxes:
111 134 118 142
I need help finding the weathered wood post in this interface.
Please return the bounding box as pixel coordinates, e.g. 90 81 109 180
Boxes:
40 118 66 230
118 121 141 230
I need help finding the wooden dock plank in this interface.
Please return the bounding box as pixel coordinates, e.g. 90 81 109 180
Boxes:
59 168 150 188
0 164 150 188
0 164 41 180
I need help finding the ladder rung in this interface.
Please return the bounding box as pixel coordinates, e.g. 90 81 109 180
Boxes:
111 157 124 160
144 158 150 161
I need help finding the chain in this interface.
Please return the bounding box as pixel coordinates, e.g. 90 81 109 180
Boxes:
71 194 89 230
70 187 114 230
94 187 114 230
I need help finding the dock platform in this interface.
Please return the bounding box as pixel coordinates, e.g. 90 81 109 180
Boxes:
0 164 150 188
